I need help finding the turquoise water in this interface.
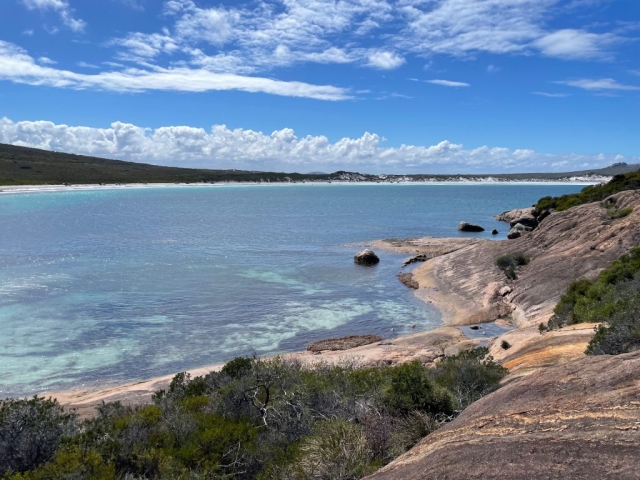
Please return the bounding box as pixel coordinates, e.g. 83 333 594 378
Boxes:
0 184 583 397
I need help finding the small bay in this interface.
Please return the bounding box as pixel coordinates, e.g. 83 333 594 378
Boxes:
0 183 583 397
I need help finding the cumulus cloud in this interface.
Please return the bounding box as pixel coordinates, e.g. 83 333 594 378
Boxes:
0 117 634 174
20 0 86 32
426 79 470 87
366 51 405 70
0 41 350 100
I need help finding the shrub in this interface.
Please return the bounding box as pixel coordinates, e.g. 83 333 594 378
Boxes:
548 248 640 330
586 282 640 355
495 253 530 280
383 361 455 416
295 420 375 480
535 169 640 212
3 351 510 478
431 348 507 410
501 340 511 350
0 397 77 475
607 207 633 220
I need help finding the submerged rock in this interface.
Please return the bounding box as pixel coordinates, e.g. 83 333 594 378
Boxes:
354 249 380 265
458 222 485 232
307 334 383 352
398 272 419 289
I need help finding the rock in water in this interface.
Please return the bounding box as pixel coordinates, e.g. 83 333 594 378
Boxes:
491 229 499 235
458 222 485 232
354 249 380 265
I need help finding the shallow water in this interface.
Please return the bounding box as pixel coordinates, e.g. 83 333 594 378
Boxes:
0 183 583 397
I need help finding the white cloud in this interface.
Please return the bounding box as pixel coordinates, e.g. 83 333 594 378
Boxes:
366 51 405 70
1 117 633 174
533 91 569 98
486 65 500 73
20 0 86 32
533 29 619 59
0 41 350 100
77 61 100 69
113 0 145 10
426 79 470 87
556 78 640 91
37 56 56 65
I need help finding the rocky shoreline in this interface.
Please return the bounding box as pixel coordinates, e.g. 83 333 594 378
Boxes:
49 191 640 429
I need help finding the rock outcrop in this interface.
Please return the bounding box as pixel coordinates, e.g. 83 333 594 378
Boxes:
366 350 640 480
414 190 640 329
507 222 532 239
458 222 485 232
494 206 536 224
354 249 380 265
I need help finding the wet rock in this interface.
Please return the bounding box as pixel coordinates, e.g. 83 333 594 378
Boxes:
354 249 380 265
398 272 419 289
307 334 383 352
458 222 485 232
402 254 432 267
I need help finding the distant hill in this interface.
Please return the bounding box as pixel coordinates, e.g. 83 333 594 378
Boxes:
0 143 638 186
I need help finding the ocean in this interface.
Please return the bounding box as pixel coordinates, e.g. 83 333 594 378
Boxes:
0 183 584 397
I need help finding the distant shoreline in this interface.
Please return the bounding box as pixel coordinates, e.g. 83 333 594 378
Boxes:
0 179 601 196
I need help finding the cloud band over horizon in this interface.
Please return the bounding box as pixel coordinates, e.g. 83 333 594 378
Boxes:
1 117 634 175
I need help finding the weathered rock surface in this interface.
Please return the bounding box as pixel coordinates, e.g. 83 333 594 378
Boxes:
366 350 640 480
354 249 380 265
494 206 536 224
507 222 532 239
412 190 640 328
458 222 485 232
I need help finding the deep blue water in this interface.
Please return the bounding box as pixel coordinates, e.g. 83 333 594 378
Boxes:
0 183 584 397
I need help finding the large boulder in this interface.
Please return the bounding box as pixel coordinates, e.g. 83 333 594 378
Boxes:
354 249 380 265
507 223 532 239
509 216 538 229
494 206 536 224
458 222 485 232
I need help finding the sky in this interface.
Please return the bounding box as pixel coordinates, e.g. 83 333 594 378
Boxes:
0 0 638 174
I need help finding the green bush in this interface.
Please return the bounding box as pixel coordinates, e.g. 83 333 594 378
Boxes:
535 170 640 212
430 348 507 410
3 351 508 478
495 252 530 281
548 248 640 330
383 361 455 416
0 397 77 475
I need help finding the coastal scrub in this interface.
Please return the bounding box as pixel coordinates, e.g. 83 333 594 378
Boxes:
1 349 507 479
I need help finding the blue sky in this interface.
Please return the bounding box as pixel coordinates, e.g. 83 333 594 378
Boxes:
0 0 638 173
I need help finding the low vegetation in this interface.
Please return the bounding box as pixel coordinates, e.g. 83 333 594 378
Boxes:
1 350 506 479
495 252 530 281
546 247 640 355
1 143 637 186
536 170 640 212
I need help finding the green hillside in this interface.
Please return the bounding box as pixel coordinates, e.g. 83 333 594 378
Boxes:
1 143 638 186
